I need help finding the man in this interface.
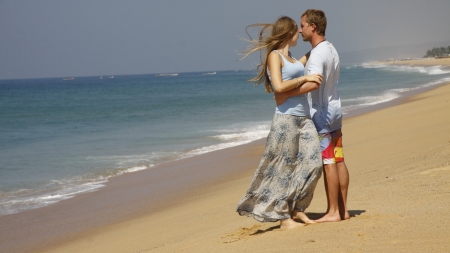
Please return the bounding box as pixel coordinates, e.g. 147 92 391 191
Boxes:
274 9 350 222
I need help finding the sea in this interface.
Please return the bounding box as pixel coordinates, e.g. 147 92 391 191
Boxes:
1 63 450 215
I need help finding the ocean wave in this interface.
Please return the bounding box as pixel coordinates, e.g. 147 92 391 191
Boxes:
387 65 450 75
0 123 271 215
361 63 450 75
105 123 271 169
87 154 155 165
345 65 360 69
360 63 388 69
178 123 270 158
342 90 401 112
0 180 105 215
342 77 450 113
116 165 151 175
212 126 270 141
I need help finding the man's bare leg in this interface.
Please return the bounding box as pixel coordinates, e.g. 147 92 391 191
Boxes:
291 210 316 224
337 161 350 220
323 170 330 213
315 163 341 222
280 218 305 229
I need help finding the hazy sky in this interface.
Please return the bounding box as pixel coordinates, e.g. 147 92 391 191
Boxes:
1 0 450 79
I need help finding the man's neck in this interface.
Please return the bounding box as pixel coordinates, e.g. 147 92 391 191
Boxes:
310 35 326 48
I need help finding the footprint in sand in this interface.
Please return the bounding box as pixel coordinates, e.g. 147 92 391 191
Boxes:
221 225 263 243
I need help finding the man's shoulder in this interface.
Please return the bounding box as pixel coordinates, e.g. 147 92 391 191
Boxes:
325 41 339 57
314 41 337 54
309 47 327 63
311 42 339 63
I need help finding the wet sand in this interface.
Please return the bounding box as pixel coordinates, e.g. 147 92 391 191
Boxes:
1 59 449 253
0 138 266 253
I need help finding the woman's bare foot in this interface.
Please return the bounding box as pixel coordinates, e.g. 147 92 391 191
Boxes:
279 218 305 229
291 210 316 224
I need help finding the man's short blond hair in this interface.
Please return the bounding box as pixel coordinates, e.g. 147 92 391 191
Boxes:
302 9 327 36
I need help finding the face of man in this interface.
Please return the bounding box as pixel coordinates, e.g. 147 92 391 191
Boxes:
299 15 313 42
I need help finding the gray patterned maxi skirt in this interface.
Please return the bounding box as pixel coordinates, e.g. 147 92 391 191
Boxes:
236 113 323 222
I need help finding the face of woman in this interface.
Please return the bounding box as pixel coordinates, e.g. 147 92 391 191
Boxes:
289 31 299 47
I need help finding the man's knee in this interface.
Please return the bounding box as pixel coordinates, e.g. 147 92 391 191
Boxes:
323 163 338 172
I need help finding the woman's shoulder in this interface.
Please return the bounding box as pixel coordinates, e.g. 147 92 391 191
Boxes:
269 50 281 57
268 50 283 63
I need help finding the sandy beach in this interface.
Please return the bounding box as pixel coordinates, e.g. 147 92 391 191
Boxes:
1 59 449 253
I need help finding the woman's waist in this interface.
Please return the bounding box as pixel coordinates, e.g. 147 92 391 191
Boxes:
275 96 310 116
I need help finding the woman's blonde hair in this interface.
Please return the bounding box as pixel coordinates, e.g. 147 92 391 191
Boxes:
240 16 298 93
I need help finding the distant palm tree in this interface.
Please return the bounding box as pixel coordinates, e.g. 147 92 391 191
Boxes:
424 46 450 57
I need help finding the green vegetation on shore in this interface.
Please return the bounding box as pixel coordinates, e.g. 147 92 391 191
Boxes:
424 46 450 57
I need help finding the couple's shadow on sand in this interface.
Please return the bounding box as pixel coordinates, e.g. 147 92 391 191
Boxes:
252 210 366 236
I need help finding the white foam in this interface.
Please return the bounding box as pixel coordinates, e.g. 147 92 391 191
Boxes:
0 123 272 215
213 129 269 141
342 77 450 113
361 63 450 75
180 124 270 158
116 165 148 175
389 65 450 75
361 62 388 69
0 181 106 215
87 154 155 167
342 90 400 112
182 141 251 157
0 161 160 215
345 65 359 69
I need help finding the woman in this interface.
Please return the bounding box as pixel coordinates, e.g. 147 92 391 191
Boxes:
236 16 323 229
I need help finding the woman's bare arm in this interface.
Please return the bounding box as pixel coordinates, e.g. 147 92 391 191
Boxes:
273 81 320 106
268 51 321 93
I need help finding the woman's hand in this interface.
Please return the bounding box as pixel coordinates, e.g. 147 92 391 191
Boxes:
304 73 323 84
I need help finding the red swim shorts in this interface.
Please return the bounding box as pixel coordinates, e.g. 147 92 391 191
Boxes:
318 129 344 165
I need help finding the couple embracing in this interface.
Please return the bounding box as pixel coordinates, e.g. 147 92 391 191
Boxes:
237 9 350 229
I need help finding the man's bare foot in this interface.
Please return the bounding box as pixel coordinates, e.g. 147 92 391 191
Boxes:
279 219 305 229
343 211 350 220
291 211 316 224
315 213 341 223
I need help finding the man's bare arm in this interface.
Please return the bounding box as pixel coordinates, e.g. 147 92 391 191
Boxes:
298 51 311 66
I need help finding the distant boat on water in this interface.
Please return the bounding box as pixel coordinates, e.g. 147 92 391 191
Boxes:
63 77 74 80
109 76 114 79
202 72 216 75
156 73 178 77
100 76 103 79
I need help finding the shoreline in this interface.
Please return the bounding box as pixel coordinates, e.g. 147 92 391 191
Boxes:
1 59 450 252
2 59 448 217
343 78 449 119
0 138 268 253
45 81 450 253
